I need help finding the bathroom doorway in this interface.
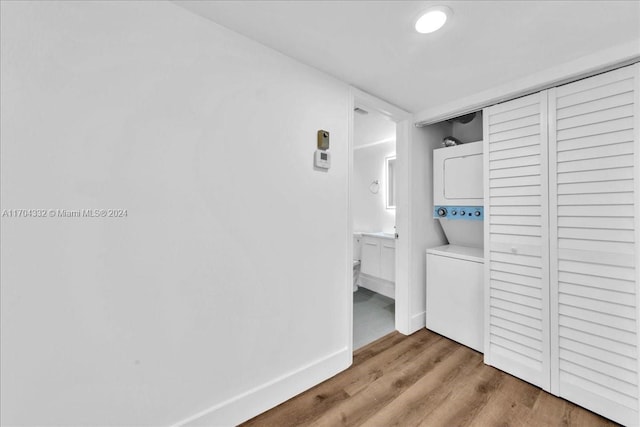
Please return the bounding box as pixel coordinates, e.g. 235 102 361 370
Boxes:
348 89 411 352
352 106 396 350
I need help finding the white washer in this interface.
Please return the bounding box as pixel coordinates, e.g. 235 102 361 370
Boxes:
426 244 483 353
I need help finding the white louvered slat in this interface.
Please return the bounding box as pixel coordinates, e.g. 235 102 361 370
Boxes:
558 216 635 230
556 141 634 162
489 185 541 197
558 192 634 205
490 94 540 113
492 306 543 331
491 334 543 361
558 238 634 255
559 359 638 399
559 293 636 319
492 261 542 279
558 247 636 268
557 166 635 183
549 64 639 426
484 90 551 391
557 104 633 130
489 124 541 144
490 225 541 237
489 164 541 179
492 279 542 298
558 179 634 194
558 226 634 243
490 206 541 217
490 154 541 170
491 288 542 309
490 185 540 197
490 195 542 206
559 145 634 168
558 271 636 294
560 348 637 386
490 134 540 152
489 144 540 161
556 153 634 173
556 117 634 141
559 304 636 333
492 316 544 341
490 114 540 134
560 372 639 414
557 91 634 120
558 204 634 217
491 324 543 350
491 215 541 226
490 175 541 188
559 316 637 349
556 128 634 151
489 101 539 125
560 282 634 307
491 270 542 288
491 233 542 247
556 77 634 109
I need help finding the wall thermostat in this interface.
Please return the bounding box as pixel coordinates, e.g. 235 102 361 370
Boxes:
317 130 330 150
314 149 331 169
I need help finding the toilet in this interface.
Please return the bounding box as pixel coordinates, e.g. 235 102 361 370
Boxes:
353 233 362 292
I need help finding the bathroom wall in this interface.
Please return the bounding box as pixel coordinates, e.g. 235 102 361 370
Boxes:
353 108 396 235
353 141 396 234
0 1 350 426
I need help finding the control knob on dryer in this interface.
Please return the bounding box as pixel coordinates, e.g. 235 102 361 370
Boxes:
474 210 481 217
437 207 447 217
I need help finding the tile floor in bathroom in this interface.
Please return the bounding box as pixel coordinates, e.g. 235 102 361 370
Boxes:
353 287 395 350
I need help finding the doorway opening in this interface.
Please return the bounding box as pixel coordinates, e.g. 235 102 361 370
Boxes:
348 89 411 353
352 106 397 350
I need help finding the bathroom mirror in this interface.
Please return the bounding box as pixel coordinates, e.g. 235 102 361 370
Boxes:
385 156 396 209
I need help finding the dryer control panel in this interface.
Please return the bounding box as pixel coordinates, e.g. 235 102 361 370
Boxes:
434 205 483 220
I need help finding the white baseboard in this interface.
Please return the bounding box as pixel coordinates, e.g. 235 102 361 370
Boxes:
359 274 395 299
409 311 426 334
173 348 351 427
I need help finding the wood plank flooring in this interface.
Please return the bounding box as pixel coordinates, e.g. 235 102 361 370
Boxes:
241 329 619 427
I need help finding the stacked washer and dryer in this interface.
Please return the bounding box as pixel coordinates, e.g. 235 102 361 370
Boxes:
426 141 484 353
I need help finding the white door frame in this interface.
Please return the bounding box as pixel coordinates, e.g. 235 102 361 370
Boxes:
348 87 413 353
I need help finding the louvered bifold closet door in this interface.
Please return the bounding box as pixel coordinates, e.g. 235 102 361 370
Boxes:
549 64 639 426
483 91 551 391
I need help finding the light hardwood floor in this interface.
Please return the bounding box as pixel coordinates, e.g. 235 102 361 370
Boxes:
241 329 619 427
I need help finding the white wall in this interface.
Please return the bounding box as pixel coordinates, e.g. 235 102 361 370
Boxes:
353 141 396 233
0 1 350 426
407 124 448 331
353 110 395 148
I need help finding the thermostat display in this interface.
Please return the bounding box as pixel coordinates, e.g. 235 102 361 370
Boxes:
315 150 330 169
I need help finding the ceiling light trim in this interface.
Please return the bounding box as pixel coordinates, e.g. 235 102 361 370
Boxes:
415 5 452 34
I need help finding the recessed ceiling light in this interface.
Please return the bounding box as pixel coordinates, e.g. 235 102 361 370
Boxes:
415 6 452 34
